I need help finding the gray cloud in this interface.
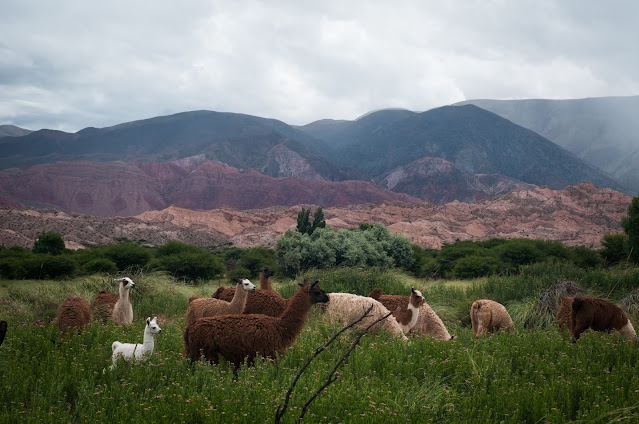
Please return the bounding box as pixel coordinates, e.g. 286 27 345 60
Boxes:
1 0 638 132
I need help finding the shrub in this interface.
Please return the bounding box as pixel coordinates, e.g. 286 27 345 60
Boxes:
236 246 277 277
154 250 223 283
100 242 151 271
81 258 118 275
32 231 66 255
23 254 77 279
452 255 499 279
600 233 629 266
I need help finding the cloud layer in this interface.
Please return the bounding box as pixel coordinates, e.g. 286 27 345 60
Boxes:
2 0 638 132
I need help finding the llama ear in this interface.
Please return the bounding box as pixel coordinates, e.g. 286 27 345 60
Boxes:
146 317 150 325
311 280 320 288
152 316 157 322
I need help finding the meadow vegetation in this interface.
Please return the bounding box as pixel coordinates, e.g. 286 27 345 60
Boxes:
2 263 639 423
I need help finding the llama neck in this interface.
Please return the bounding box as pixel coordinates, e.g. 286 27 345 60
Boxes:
278 289 312 340
119 284 130 302
229 282 250 313
405 303 420 330
142 327 155 352
260 272 272 290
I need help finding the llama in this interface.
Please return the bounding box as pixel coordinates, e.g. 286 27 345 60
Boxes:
470 299 514 338
571 296 636 341
186 278 256 326
368 287 424 334
556 296 574 330
56 296 93 337
92 290 119 324
214 266 282 303
369 288 453 341
184 280 329 370
318 293 409 341
109 317 162 370
0 320 7 346
112 277 135 326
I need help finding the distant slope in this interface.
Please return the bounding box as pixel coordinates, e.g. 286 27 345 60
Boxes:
454 96 639 193
326 104 629 193
0 160 418 216
0 110 354 181
378 157 535 204
0 125 32 138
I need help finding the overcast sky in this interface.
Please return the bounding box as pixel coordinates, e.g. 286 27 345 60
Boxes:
1 1 638 132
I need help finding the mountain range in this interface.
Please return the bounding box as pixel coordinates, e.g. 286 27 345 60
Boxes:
1 96 636 218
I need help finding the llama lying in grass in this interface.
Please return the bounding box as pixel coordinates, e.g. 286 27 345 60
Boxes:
112 277 135 326
57 296 93 337
186 278 256 326
0 320 7 346
571 296 636 341
110 317 162 370
369 288 453 341
184 280 329 371
470 299 514 338
318 293 408 342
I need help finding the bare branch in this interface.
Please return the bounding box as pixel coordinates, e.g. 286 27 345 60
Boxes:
298 310 393 422
274 304 375 424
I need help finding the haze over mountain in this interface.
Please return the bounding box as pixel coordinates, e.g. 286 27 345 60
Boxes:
454 96 639 192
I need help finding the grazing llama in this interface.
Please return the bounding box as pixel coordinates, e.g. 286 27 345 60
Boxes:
109 317 162 370
184 281 329 371
571 296 636 341
470 299 514 338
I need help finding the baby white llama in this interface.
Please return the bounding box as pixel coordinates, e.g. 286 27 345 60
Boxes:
112 277 135 326
109 317 161 370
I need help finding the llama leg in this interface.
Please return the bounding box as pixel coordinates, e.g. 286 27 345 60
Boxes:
571 319 589 341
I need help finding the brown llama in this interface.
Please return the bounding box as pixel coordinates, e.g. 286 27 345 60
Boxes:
184 280 329 371
186 279 256 326
212 269 286 317
92 290 119 324
571 296 636 341
470 299 514 338
366 287 423 334
369 288 453 341
556 296 574 330
57 296 93 337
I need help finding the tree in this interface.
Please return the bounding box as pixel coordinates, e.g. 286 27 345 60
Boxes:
296 207 326 236
621 196 639 264
600 233 629 266
32 231 65 255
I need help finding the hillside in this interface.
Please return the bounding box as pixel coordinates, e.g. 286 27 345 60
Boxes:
0 159 417 216
455 96 639 192
0 182 630 251
306 105 629 194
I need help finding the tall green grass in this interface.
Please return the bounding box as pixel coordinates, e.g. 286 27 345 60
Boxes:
2 267 639 423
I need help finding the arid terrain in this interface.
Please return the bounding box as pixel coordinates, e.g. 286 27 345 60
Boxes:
0 182 630 251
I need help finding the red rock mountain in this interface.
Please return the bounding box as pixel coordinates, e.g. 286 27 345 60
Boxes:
0 159 417 216
0 182 630 250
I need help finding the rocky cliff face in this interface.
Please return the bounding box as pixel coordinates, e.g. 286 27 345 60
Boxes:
0 182 630 251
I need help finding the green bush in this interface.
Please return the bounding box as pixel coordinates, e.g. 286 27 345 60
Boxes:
81 258 118 275
32 231 66 255
23 254 77 279
452 255 499 279
600 233 629 265
154 250 223 283
100 243 151 271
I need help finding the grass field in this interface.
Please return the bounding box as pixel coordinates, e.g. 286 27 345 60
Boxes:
1 269 639 423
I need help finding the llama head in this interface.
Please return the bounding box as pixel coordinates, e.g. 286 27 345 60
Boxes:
409 287 424 308
260 266 274 278
146 317 161 334
235 278 256 291
115 277 135 290
300 279 329 305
